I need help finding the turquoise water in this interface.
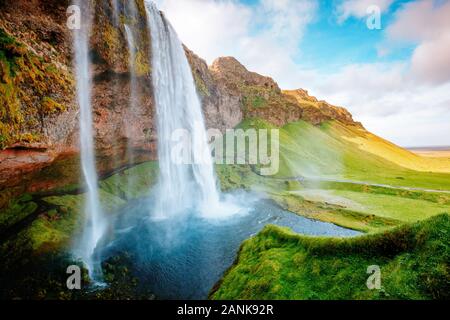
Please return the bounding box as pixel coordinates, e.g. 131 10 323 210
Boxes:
101 197 360 299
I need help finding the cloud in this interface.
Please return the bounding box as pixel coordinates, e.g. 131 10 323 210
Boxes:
411 33 450 84
336 0 393 23
257 0 317 48
154 0 252 63
154 0 318 87
387 0 450 42
310 62 450 146
386 0 450 84
359 100 450 147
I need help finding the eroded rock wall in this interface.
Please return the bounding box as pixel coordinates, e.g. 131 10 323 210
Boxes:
0 0 156 207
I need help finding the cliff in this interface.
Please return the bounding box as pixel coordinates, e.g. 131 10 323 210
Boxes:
0 0 156 207
0 0 360 208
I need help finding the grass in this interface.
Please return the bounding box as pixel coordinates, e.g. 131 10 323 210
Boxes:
211 213 450 300
332 123 450 173
211 117 450 298
271 192 401 233
221 118 450 232
328 190 450 222
239 119 450 191
211 119 450 299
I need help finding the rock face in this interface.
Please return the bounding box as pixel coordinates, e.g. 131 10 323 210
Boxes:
0 0 360 208
185 49 243 132
206 57 359 128
0 0 156 208
283 89 359 126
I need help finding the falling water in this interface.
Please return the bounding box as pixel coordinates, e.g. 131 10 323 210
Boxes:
145 2 234 219
124 24 137 166
111 0 120 27
72 0 105 280
123 0 142 191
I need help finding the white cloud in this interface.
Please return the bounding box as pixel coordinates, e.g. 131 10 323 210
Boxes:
155 0 317 87
154 0 252 63
257 0 317 48
359 102 450 147
385 0 450 84
336 0 393 23
387 0 450 42
310 63 450 146
411 33 450 84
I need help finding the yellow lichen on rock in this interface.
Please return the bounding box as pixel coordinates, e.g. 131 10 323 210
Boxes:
0 27 72 149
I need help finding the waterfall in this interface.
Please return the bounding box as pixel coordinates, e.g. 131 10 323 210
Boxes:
111 0 120 27
124 0 139 167
124 24 137 169
72 0 105 281
145 1 232 219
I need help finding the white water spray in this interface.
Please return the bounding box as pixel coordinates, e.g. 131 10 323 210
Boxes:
145 2 238 219
72 0 106 280
124 23 137 164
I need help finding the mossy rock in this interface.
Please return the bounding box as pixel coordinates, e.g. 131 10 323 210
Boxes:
0 28 73 149
0 194 37 232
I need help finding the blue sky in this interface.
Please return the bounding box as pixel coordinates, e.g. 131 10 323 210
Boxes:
300 1 415 70
156 0 450 147
237 0 416 72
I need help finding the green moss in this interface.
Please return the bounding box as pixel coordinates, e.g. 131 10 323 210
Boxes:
99 161 158 200
211 214 450 300
41 97 66 114
193 72 210 97
0 195 37 231
241 86 269 110
0 28 72 149
0 161 158 255
104 23 121 53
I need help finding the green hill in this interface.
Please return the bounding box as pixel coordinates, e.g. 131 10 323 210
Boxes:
247 119 450 190
210 214 450 300
224 119 450 232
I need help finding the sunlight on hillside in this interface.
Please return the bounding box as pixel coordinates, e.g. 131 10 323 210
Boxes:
335 124 450 173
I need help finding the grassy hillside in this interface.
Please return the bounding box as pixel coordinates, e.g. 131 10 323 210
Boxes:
211 214 450 300
225 119 450 232
274 120 450 190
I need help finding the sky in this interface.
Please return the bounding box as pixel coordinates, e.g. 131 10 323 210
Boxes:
154 0 450 147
